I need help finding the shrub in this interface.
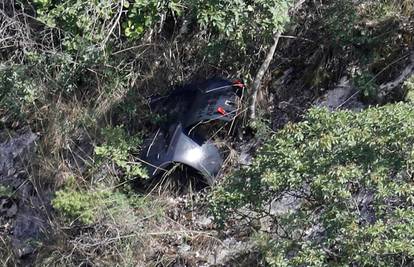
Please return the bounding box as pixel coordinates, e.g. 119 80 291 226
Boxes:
195 0 291 45
321 0 407 50
94 126 148 179
52 185 155 225
32 0 292 42
403 75 414 102
0 185 13 197
296 0 413 96
123 0 185 38
212 103 414 266
0 65 39 126
49 183 168 265
32 0 117 49
353 70 378 100
52 189 102 224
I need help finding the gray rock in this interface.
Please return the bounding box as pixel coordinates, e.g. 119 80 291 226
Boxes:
0 130 37 177
0 129 51 259
14 244 35 258
7 202 17 217
315 77 365 111
270 193 302 216
195 215 213 228
178 244 191 253
355 189 376 225
0 197 18 217
206 238 258 266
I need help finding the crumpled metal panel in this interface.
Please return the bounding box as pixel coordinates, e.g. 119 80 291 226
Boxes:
141 78 244 184
142 123 222 184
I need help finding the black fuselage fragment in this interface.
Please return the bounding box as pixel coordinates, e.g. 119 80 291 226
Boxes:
141 78 244 184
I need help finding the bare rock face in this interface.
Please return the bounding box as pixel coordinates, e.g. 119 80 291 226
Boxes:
315 77 365 111
0 129 51 260
205 238 259 266
0 197 18 217
0 130 37 177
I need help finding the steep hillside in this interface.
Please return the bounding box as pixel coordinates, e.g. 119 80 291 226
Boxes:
1 0 414 266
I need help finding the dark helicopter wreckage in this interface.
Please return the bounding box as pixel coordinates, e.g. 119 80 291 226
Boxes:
141 78 245 185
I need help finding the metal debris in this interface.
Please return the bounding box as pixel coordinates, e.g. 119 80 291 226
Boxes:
141 78 244 184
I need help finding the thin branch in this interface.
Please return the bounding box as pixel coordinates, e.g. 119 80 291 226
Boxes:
279 35 314 43
101 0 124 48
378 51 414 100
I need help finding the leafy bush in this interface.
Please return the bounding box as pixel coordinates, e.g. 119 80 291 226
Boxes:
123 0 184 38
52 189 102 224
0 185 13 197
321 0 358 47
49 183 168 265
29 47 107 95
0 65 39 126
296 0 413 95
195 0 291 45
353 70 378 100
212 103 414 266
403 75 414 102
32 0 116 49
322 0 407 49
52 187 156 226
95 126 147 178
52 184 154 225
32 0 292 47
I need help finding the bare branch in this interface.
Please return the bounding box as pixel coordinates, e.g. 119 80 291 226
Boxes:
101 0 124 48
249 31 282 119
378 51 414 100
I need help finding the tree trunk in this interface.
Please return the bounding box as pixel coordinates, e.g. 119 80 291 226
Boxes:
249 31 282 119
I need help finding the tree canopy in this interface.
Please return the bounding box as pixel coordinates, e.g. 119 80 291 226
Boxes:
213 103 414 266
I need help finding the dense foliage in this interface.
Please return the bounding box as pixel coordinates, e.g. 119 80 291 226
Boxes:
31 0 291 45
1 0 414 265
212 103 414 266
94 126 147 178
287 0 413 101
404 75 414 102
